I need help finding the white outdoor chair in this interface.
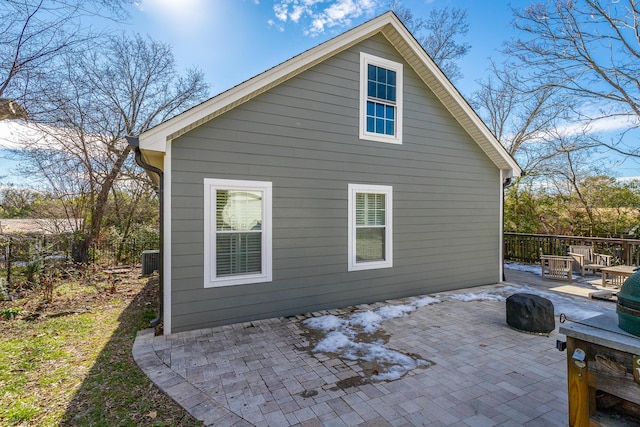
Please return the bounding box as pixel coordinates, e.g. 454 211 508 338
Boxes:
568 245 612 276
540 254 573 283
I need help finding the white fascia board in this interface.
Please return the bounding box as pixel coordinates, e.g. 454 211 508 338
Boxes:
384 21 522 177
139 13 398 154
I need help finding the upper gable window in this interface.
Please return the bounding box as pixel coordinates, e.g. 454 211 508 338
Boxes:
359 52 403 144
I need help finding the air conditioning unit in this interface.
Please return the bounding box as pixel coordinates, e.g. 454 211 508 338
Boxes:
141 250 160 276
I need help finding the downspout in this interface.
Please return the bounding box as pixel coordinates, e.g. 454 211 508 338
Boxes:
126 136 164 329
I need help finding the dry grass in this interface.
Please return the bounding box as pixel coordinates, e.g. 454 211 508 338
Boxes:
0 268 203 426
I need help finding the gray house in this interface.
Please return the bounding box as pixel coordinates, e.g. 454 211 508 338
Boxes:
134 12 521 335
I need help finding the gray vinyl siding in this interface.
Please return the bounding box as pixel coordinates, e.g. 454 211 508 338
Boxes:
169 34 501 332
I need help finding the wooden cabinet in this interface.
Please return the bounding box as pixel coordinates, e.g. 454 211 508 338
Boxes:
560 313 640 426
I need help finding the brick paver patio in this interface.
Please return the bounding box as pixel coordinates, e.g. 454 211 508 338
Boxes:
133 269 614 426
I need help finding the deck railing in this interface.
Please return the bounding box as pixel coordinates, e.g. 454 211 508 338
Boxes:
504 233 640 266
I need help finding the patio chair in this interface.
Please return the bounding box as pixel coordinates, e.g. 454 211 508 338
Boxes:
540 254 573 283
568 245 612 276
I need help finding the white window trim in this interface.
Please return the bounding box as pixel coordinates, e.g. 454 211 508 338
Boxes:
204 178 272 287
359 52 403 144
348 184 393 271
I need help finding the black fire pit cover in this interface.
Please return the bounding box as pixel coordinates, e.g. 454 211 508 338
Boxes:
506 293 555 335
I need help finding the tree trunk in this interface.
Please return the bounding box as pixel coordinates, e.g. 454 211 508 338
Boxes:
86 145 132 250
71 236 89 264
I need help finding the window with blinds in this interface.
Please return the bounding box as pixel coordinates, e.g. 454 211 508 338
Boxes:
216 190 263 276
355 192 386 261
204 179 272 287
348 184 393 271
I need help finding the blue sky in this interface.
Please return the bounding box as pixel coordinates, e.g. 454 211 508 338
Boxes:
1 0 638 180
120 0 638 178
124 0 515 97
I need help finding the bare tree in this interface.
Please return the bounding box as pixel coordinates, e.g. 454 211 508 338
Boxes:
469 60 595 188
473 62 567 157
0 0 130 114
472 61 619 236
18 33 208 261
390 1 471 81
508 0 640 158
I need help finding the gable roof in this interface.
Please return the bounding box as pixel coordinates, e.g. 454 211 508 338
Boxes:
139 11 521 178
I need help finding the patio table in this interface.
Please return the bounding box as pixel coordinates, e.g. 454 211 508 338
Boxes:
600 265 637 287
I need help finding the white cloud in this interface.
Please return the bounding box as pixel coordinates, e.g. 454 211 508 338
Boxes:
274 3 288 21
554 113 640 138
272 0 379 35
586 114 640 133
618 176 640 182
502 109 640 147
0 120 46 150
0 120 119 154
290 5 305 22
267 18 285 32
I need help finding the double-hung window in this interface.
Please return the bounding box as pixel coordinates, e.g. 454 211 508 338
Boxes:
359 52 403 144
348 184 393 271
204 178 272 287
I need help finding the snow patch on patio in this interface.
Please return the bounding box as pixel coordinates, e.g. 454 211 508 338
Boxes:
446 291 506 302
303 296 441 381
505 261 542 275
304 265 612 381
